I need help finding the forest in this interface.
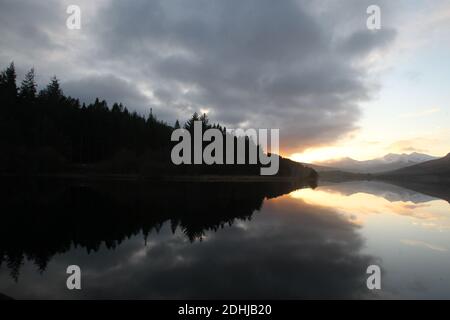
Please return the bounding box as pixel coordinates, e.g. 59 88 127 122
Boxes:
0 62 317 180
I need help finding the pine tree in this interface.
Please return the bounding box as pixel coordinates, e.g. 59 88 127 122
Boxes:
19 68 37 102
148 107 156 124
199 112 210 130
0 62 17 100
184 112 199 131
40 76 62 100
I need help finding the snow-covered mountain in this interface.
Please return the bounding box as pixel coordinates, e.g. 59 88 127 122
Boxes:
381 152 436 164
315 152 439 174
386 153 450 176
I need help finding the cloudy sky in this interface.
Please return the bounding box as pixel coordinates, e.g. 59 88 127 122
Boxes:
1 0 449 161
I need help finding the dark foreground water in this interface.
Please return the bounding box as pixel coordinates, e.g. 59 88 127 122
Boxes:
1 179 450 299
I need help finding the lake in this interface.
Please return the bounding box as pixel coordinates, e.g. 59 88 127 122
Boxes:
1 179 450 299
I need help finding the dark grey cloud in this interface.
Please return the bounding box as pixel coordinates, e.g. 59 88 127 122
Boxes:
0 0 398 152
63 75 142 113
339 29 397 56
0 0 64 51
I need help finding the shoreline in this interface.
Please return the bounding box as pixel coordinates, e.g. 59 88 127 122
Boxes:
0 173 312 183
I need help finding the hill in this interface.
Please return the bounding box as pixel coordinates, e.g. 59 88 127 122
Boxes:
315 152 438 174
383 153 450 175
379 153 450 184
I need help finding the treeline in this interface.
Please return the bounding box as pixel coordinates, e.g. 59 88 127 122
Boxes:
0 63 174 173
0 62 317 180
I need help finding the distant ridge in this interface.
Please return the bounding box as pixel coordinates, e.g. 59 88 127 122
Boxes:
299 163 338 172
315 152 438 174
383 153 450 176
376 153 450 188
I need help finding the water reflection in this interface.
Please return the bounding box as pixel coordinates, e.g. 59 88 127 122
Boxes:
292 181 450 299
1 179 450 299
0 179 310 278
292 181 450 230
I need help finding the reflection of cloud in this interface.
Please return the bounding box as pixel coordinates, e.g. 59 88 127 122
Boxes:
0 195 376 299
290 182 450 230
401 239 448 253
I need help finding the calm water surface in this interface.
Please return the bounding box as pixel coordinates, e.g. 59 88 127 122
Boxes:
1 180 450 299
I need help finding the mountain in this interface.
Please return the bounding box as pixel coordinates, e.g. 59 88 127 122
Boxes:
377 154 450 199
299 163 338 172
315 152 438 174
382 152 437 163
383 153 450 176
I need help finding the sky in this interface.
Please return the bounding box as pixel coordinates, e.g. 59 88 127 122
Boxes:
0 0 449 162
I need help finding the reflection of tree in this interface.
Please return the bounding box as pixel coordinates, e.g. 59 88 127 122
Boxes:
140 197 377 299
0 178 313 279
